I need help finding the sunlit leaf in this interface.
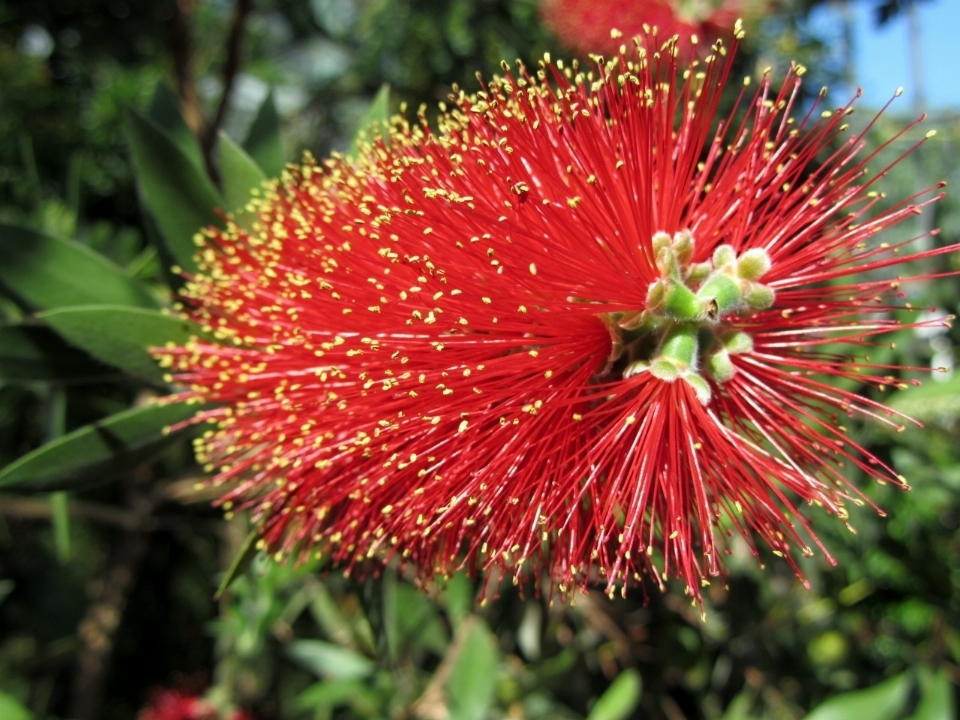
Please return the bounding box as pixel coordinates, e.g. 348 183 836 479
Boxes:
287 640 376 681
908 668 955 720
0 691 32 720
586 669 642 720
804 673 911 720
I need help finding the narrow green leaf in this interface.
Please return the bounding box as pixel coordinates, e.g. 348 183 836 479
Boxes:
804 673 911 720
47 388 70 561
908 668 955 720
348 84 391 158
243 90 284 177
586 669 642 720
147 82 204 171
442 572 474 629
295 679 375 712
214 530 260 601
287 640 376 681
0 223 157 310
889 375 960 428
719 692 760 720
0 402 201 493
447 618 499 720
51 491 70 561
39 306 201 383
218 132 267 214
0 691 33 720
126 110 223 274
0 325 115 383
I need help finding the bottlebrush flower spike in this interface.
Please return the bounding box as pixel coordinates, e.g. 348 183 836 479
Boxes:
158 27 953 606
541 0 755 56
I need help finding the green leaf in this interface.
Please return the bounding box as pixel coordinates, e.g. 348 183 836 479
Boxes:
0 691 33 720
0 223 157 310
0 325 115 383
719 692 760 720
446 618 499 720
147 82 204 171
586 669 642 720
217 132 267 215
442 572 474 629
889 374 960 428
295 679 377 712
51 491 71 561
126 110 223 275
243 90 284 177
908 668 955 720
39 306 201 383
0 402 201 493
287 640 376 681
348 84 391 158
804 673 911 720
214 530 260 601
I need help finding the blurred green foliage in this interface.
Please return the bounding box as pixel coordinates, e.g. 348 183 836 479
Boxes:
0 1 958 719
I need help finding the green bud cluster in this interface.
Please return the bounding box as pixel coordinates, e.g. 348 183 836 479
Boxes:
606 230 775 405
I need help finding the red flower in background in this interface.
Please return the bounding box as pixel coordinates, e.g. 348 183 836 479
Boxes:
137 689 249 720
541 0 753 56
159 27 951 604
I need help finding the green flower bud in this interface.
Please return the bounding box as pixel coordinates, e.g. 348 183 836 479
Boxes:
706 347 736 383
662 282 701 320
650 357 682 381
682 373 712 405
737 248 772 280
722 331 754 355
658 324 699 368
672 229 695 264
743 282 775 311
712 244 736 268
696 274 742 318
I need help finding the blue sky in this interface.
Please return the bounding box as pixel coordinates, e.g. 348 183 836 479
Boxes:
811 0 960 109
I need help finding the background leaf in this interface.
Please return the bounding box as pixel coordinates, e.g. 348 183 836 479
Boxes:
0 325 115 383
586 669 642 720
39 306 202 383
126 110 223 275
804 673 911 720
907 668 955 720
0 691 33 720
218 132 267 215
243 90 284 178
347 84 391 158
147 82 204 171
0 402 201 493
0 224 157 310
286 640 376 681
446 618 499 720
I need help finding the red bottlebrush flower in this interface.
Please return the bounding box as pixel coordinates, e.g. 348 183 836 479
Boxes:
540 0 752 56
137 689 250 720
159 28 952 605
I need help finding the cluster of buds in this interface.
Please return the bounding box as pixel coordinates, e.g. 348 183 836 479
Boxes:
605 230 775 403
